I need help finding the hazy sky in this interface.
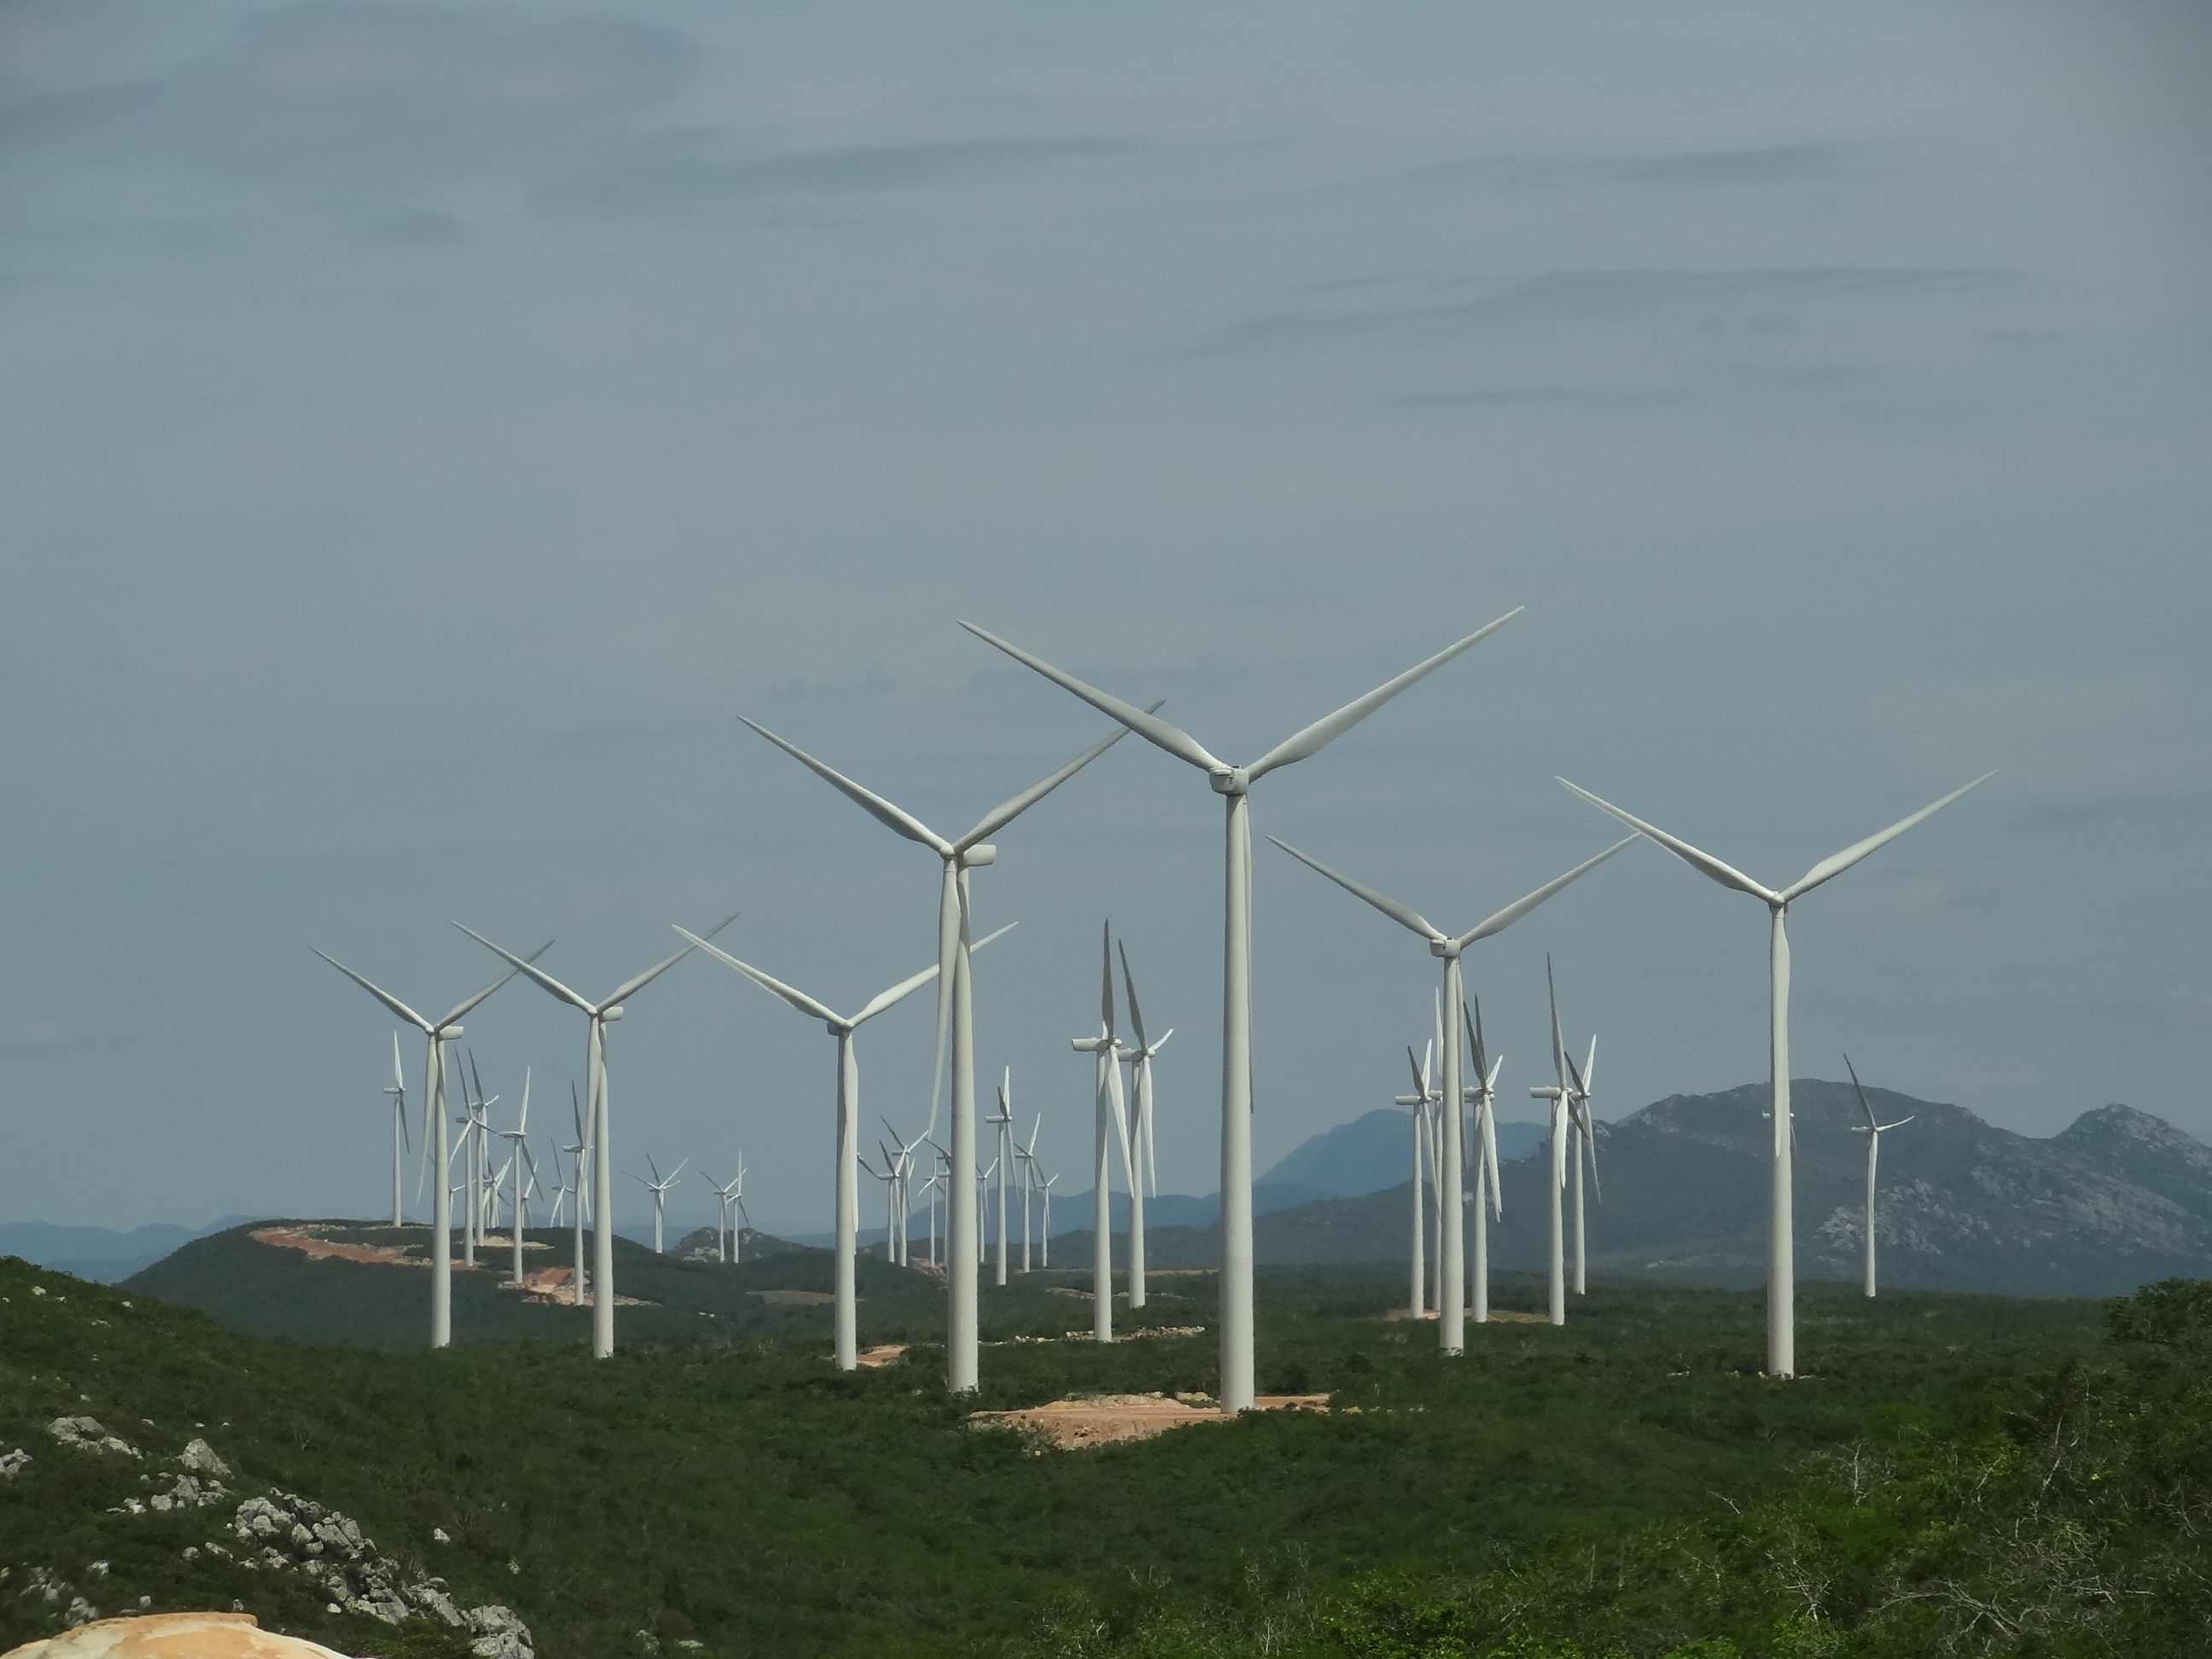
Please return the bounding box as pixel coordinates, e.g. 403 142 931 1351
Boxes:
3 0 2207 1236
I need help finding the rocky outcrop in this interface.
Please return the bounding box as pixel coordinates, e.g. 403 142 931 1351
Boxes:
229 1492 533 1659
0 1610 356 1659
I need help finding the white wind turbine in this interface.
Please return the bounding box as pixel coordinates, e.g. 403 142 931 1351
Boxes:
702 1161 745 1263
1071 925 1133 1342
1845 1055 1912 1299
313 943 548 1348
633 1155 685 1254
1270 834 1636 1352
1395 1040 1435 1319
736 710 1142 1392
561 1084 591 1306
987 1071 1016 1285
498 1069 536 1285
1558 771 1994 1377
382 1034 409 1227
458 917 734 1358
1038 1170 1057 1267
1528 958 1575 1326
1115 940 1172 1310
678 923 1011 1369
963 612 1520 1411
1458 998 1505 1322
1018 1115 1044 1272
1563 1030 1598 1297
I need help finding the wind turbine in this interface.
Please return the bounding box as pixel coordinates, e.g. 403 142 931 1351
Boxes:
736 709 1143 1393
1459 999 1504 1322
1071 925 1132 1342
498 1069 536 1285
1115 940 1172 1310
963 611 1519 1411
702 1161 745 1263
457 916 734 1358
1395 1041 1434 1319
1018 1115 1043 1272
1529 958 1575 1326
562 1084 591 1305
1038 1171 1057 1267
381 1034 409 1227
677 923 1011 1370
1557 771 1994 1377
632 1155 685 1254
1845 1055 1913 1298
312 942 548 1347
987 1072 1016 1285
1269 834 1636 1351
1563 1032 1598 1296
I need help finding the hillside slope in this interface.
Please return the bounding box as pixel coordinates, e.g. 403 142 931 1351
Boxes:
1053 1085 2212 1295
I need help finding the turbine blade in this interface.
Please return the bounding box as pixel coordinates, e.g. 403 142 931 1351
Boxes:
1456 835 1639 948
1548 957 1567 1086
1099 921 1115 1039
924 865 957 1143
611 913 735 1007
958 622 1228 774
1406 1045 1425 1099
392 1031 406 1091
675 928 841 1024
1842 1051 1879 1132
1245 610 1522 781
312 952 431 1032
956 705 1162 849
453 928 594 1014
1581 1033 1598 1095
738 717 952 853
1780 771 1997 903
1117 939 1148 1051
1267 837 1443 942
851 960 941 1027
1555 780 1778 902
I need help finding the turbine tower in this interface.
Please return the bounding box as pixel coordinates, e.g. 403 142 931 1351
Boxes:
1529 958 1575 1326
633 1155 685 1254
498 1069 535 1285
962 611 1520 1412
1269 835 1635 1352
458 917 733 1358
678 924 1010 1369
1558 770 1993 1377
1845 1055 1913 1298
313 943 547 1348
382 1034 409 1227
736 711 1141 1394
1116 940 1172 1310
1395 1042 1434 1319
1070 925 1132 1342
987 1072 1016 1286
1459 999 1504 1322
1563 1033 1598 1296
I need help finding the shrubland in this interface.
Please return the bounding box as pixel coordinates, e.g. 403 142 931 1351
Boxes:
2 1237 2206 1658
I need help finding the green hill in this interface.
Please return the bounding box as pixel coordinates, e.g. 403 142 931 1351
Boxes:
1051 1084 2212 1297
7 1251 2212 1656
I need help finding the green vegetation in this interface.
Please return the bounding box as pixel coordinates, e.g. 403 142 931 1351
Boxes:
3 1244 2208 1658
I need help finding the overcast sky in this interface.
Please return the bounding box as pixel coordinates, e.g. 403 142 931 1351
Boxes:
3 0 2207 1236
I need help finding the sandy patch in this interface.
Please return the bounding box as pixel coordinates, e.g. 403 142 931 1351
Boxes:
251 1226 433 1269
856 1344 907 1368
971 1391 1329 1449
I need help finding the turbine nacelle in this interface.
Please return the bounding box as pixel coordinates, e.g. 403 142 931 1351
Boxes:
959 844 998 868
1207 765 1249 796
602 1005 623 1022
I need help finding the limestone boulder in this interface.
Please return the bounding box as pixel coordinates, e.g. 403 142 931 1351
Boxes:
1 1612 353 1659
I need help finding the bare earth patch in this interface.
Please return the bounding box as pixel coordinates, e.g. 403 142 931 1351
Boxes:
856 1344 907 1368
251 1225 651 1304
971 1392 1329 1449
1382 1306 1549 1324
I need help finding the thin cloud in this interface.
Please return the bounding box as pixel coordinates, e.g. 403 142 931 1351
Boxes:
4 2 1132 224
1394 142 1877 193
1202 265 2013 352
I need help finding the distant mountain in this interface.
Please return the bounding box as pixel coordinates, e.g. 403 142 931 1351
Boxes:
1257 1107 1549 1196
1049 1084 2212 1296
0 1217 252 1284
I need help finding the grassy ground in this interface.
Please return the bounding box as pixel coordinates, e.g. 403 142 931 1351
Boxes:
3 1246 2203 1659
